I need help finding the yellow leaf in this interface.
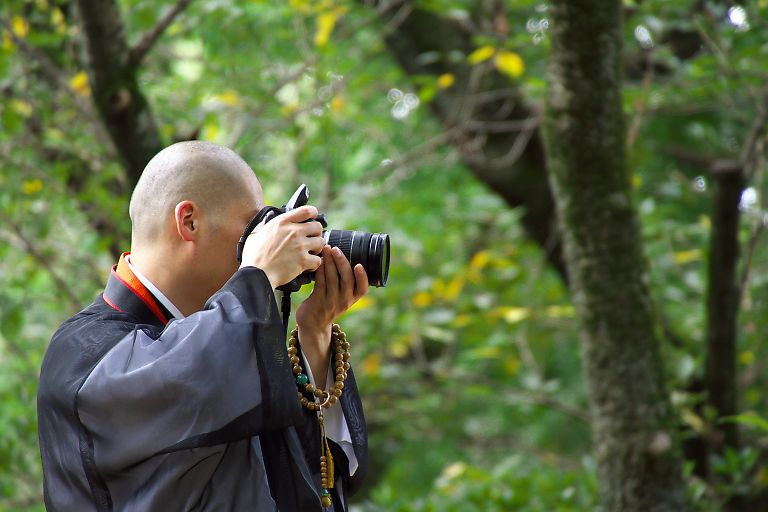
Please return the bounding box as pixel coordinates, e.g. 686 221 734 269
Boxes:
388 336 410 358
494 50 524 78
673 249 701 265
361 353 381 377
69 71 91 96
330 96 345 113
12 16 29 39
632 174 642 188
347 295 372 313
467 45 496 65
215 90 241 106
504 356 521 375
11 99 32 117
437 73 455 89
412 291 432 308
2 32 13 51
167 22 183 36
469 250 491 270
22 178 43 194
545 305 575 318
681 408 707 434
202 119 219 141
51 8 66 33
289 0 314 13
441 276 464 301
757 467 768 488
502 306 530 324
739 351 755 366
280 103 299 116
452 314 471 328
314 9 346 47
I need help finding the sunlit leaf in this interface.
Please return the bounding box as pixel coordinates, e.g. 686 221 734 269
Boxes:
494 50 524 78
22 179 43 195
467 45 495 65
69 71 91 96
673 249 701 265
723 412 768 433
12 16 29 39
437 73 455 89
315 9 346 47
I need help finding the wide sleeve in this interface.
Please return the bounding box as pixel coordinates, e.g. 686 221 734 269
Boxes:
76 267 303 473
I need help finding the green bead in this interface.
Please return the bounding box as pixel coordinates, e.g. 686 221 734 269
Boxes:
296 374 309 386
321 489 329 497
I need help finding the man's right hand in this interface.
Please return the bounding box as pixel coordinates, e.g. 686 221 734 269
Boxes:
239 205 325 289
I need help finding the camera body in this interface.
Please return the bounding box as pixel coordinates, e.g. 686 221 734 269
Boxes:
236 184 390 293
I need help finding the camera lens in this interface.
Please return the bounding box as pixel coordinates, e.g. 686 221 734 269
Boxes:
324 229 390 287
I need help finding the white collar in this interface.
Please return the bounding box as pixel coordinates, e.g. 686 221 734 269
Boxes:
125 255 186 320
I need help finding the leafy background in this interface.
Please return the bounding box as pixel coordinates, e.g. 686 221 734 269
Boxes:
1 0 768 510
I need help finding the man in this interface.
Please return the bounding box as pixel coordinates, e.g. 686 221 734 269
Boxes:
37 141 368 511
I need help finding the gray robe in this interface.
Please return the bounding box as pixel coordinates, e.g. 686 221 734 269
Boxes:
37 265 367 511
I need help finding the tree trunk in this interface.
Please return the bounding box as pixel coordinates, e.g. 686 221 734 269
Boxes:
543 1 687 510
705 162 743 452
75 0 164 187
371 2 566 280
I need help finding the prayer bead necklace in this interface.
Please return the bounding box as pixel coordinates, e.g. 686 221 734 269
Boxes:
288 324 350 509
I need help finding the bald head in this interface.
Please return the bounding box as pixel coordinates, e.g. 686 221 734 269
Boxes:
129 141 262 245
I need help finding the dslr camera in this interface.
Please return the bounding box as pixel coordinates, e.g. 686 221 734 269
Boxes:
237 184 390 292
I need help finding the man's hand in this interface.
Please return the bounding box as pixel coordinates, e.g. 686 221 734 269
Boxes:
240 205 325 289
295 245 368 386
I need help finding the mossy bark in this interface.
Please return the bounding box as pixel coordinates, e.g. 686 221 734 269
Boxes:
76 0 163 187
372 3 566 280
542 1 687 510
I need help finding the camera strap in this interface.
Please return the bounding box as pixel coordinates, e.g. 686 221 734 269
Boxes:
235 205 296 334
235 206 282 264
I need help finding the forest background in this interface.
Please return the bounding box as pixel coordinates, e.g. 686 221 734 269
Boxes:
2 0 768 511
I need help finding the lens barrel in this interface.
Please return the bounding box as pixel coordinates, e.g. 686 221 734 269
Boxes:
324 229 390 287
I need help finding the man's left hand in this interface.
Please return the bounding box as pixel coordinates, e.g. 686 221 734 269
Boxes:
295 245 368 385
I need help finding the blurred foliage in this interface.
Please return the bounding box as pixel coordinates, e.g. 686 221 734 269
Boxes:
1 0 768 510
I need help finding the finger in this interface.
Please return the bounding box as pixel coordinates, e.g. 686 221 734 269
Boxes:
305 253 322 271
313 251 327 292
353 264 369 299
280 205 319 224
299 220 324 238
307 236 326 255
323 246 340 301
332 247 354 297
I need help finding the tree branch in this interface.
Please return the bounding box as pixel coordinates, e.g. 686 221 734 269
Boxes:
127 0 195 69
75 0 164 186
4 221 83 314
704 160 744 453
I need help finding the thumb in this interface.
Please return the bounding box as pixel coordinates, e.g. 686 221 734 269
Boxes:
280 205 319 223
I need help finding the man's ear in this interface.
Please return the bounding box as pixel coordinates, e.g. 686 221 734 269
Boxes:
174 200 199 242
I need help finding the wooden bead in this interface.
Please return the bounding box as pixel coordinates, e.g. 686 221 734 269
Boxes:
321 496 332 507
287 346 297 355
292 365 301 375
332 388 342 397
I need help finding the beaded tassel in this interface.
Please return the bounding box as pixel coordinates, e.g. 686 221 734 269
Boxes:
318 413 334 508
288 324 349 510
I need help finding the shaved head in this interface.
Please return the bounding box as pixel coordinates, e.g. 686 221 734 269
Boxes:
129 141 262 245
